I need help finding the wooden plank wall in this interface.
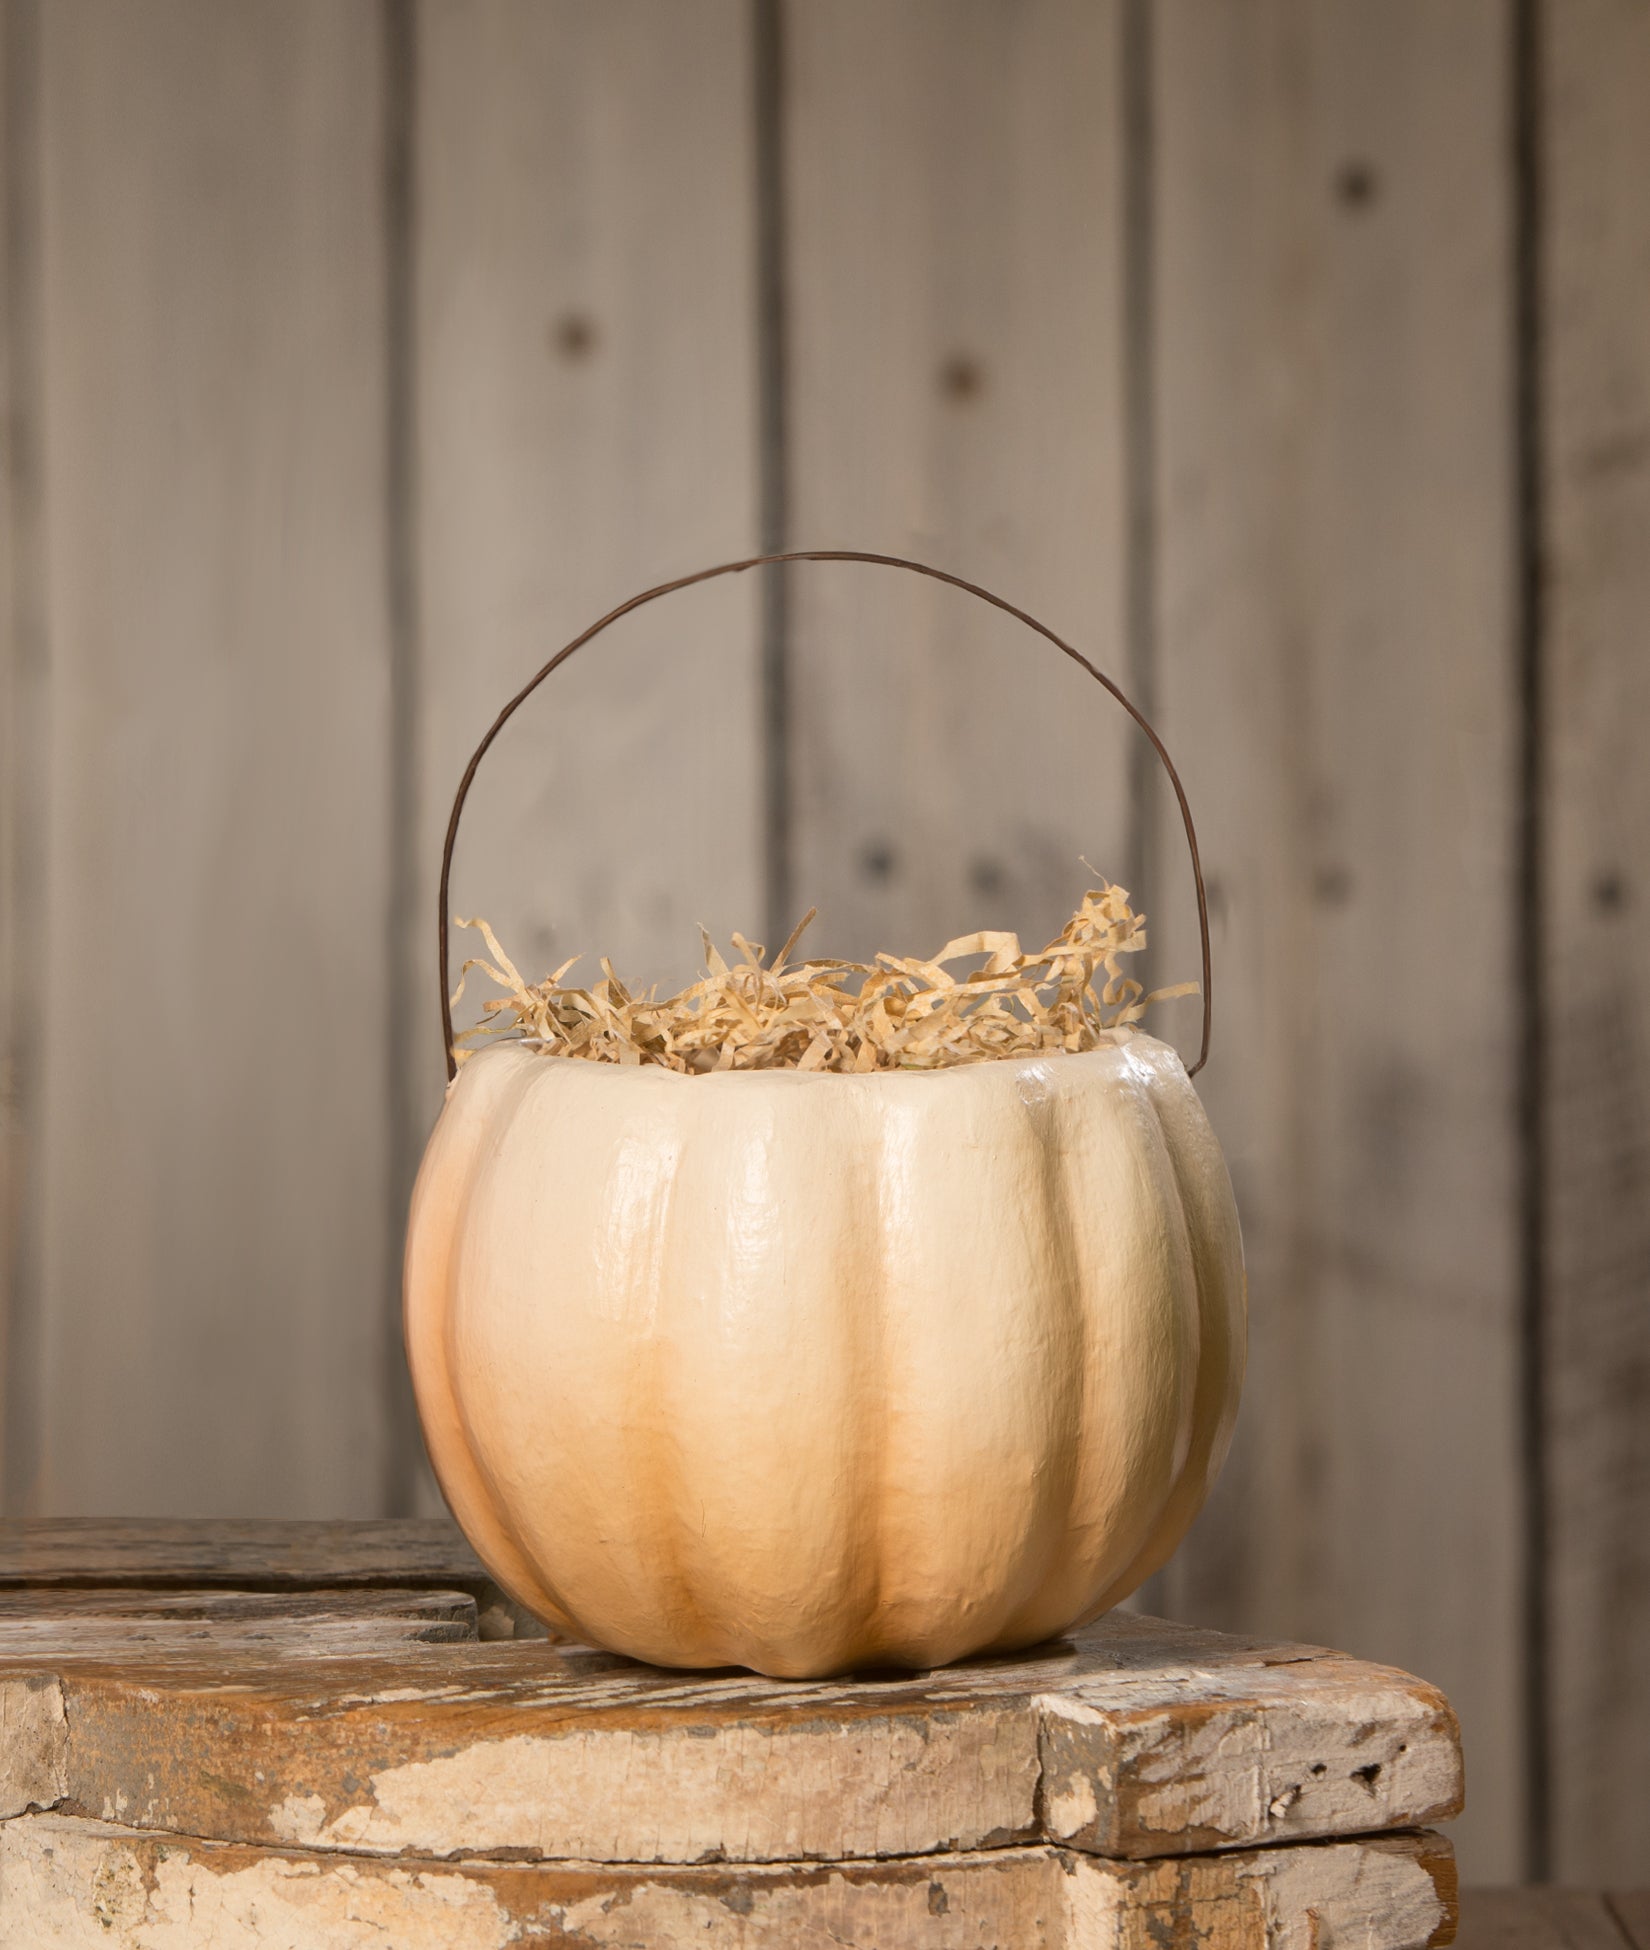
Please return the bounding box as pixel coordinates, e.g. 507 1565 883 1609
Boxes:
1540 0 1650 1887
1145 0 1523 1879
4 0 396 1517
0 0 1645 1884
785 0 1134 964
0 0 34 1506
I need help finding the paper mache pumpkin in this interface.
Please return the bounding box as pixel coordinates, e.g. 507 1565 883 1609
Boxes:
406 551 1245 1678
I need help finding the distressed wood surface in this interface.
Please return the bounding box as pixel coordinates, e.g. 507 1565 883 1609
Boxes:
0 1606 1460 1862
1455 1889 1643 1950
17 0 394 1520
0 1586 477 1653
1538 0 1650 1889
1147 0 1523 1879
783 0 1140 974
0 1518 546 1642
0 1518 482 1589
0 1817 1457 1950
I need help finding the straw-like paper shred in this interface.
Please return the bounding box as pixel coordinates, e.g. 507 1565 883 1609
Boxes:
451 883 1195 1076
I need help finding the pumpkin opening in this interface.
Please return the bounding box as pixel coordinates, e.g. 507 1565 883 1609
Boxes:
451 879 1196 1076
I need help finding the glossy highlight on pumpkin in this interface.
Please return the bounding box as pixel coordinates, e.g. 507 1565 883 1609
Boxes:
405 1031 1245 1677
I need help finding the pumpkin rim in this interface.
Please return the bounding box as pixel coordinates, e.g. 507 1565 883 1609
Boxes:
447 1027 1194 1091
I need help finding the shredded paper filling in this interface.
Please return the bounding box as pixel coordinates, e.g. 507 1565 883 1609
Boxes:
451 882 1194 1076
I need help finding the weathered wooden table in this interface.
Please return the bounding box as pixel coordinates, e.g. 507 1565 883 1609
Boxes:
0 1520 1465 1947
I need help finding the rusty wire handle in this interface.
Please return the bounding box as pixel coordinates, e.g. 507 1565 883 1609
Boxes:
439 550 1213 1082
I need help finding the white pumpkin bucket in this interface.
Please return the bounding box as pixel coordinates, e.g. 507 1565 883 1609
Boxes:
406 551 1244 1677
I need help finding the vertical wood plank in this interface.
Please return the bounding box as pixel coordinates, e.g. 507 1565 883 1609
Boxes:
1150 0 1524 1878
783 0 1137 978
1541 0 1650 1886
29 1 394 1514
413 0 762 1079
0 0 46 1508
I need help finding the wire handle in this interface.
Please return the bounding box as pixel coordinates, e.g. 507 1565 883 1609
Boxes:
439 550 1213 1081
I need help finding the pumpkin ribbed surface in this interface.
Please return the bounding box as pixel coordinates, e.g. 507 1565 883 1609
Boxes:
405 1032 1244 1677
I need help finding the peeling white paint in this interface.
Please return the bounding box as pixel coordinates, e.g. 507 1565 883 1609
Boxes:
1120 1681 1460 1847
1038 1656 1460 1855
15 1615 1461 1868
267 1709 1038 1862
0 1815 1452 1949
269 1793 330 1847
0 1819 519 1950
1250 1841 1447 1950
1044 1769 1099 1839
0 1677 67 1818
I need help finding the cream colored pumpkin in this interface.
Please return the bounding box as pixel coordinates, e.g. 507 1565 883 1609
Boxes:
405 1027 1244 1677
